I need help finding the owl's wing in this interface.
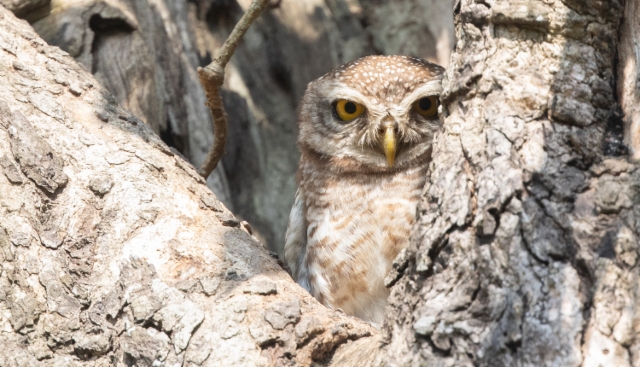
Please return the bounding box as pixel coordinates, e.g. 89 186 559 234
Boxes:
283 189 309 290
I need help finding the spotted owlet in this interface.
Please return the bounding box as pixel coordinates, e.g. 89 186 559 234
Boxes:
284 55 444 325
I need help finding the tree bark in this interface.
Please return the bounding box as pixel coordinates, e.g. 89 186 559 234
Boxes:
383 0 640 366
3 0 640 366
619 0 640 159
0 7 377 366
18 0 455 256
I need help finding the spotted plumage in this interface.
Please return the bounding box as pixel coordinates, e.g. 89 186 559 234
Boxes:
284 55 444 324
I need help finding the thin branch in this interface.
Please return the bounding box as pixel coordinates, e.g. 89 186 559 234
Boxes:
197 0 271 179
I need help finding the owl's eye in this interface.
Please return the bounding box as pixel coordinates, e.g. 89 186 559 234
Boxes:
333 100 365 122
412 96 439 117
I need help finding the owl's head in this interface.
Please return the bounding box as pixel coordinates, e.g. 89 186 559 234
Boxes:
297 55 445 173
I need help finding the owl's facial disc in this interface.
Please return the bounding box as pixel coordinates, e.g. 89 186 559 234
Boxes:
297 55 445 172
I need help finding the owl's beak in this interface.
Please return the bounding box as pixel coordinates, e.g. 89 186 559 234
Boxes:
383 126 397 167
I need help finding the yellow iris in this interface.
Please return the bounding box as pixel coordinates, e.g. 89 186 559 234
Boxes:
412 96 439 117
334 100 365 121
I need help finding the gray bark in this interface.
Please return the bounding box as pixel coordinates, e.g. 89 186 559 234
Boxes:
3 0 639 366
0 7 377 366
27 0 234 210
18 0 455 255
619 0 640 159
383 0 640 366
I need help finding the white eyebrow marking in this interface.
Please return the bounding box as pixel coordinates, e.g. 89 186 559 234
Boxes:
398 79 443 111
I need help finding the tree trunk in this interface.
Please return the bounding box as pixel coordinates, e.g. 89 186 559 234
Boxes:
383 0 640 366
2 0 639 366
619 0 640 159
0 7 377 366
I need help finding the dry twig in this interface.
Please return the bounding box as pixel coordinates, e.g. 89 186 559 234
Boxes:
197 0 271 179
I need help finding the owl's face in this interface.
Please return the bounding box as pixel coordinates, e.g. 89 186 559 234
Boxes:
297 55 445 173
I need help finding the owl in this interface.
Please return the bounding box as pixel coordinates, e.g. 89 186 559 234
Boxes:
284 55 444 325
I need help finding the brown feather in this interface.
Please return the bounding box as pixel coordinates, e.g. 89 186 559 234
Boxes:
284 55 444 325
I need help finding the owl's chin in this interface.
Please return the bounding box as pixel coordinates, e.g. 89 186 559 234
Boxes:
299 143 432 174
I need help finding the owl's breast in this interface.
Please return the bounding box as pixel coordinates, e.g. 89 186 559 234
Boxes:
300 164 427 324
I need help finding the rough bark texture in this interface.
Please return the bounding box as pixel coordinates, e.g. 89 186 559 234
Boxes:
619 0 640 159
19 0 455 255
0 0 47 17
4 0 640 366
0 7 378 366
382 0 640 366
26 0 233 210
